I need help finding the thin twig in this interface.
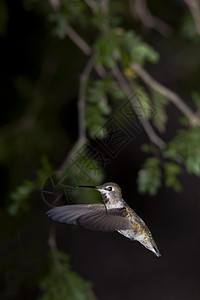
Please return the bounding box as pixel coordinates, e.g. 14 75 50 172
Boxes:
184 0 200 35
101 0 109 14
78 54 96 141
48 221 63 268
48 221 58 251
58 139 83 174
139 118 166 149
83 0 98 13
58 55 96 173
65 26 91 56
112 65 166 149
49 0 60 11
130 0 172 37
65 25 106 78
131 62 200 126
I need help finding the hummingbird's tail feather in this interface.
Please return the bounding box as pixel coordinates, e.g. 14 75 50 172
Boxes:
136 231 161 257
153 245 161 257
145 231 161 257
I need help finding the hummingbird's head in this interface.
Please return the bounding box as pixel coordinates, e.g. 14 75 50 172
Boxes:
95 182 124 209
77 182 124 209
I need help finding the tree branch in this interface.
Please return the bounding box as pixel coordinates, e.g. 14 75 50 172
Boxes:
65 26 106 78
112 65 166 149
184 0 200 35
58 55 95 173
131 62 200 126
65 26 91 56
49 0 60 11
130 0 172 37
63 15 167 150
58 139 84 174
48 221 58 251
83 0 98 13
65 24 199 128
101 0 109 14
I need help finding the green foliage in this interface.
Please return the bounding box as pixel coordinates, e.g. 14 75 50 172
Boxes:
92 10 121 30
151 90 168 132
0 211 47 298
179 116 190 126
3 0 200 298
164 126 200 175
86 78 112 138
8 180 35 216
49 0 87 38
181 13 200 42
137 158 182 195
192 91 200 109
7 156 54 216
0 0 9 36
95 29 121 68
164 162 182 192
95 29 159 68
39 251 97 300
134 84 153 119
109 85 127 102
139 126 200 195
49 13 69 39
119 30 159 66
141 143 154 154
65 143 104 195
137 157 161 196
86 103 107 138
37 155 55 187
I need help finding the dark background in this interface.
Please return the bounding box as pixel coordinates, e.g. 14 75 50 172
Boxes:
1 0 200 299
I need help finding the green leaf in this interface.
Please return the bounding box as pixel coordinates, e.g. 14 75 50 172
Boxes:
95 29 120 68
8 180 35 216
37 155 54 187
86 79 112 138
63 143 104 205
119 30 159 66
151 90 168 132
98 101 112 115
179 116 190 126
109 86 127 101
180 13 200 42
164 162 182 192
185 155 200 175
86 104 108 138
131 43 159 65
141 144 154 154
164 126 200 175
49 0 87 39
137 157 161 196
133 85 153 119
39 251 97 300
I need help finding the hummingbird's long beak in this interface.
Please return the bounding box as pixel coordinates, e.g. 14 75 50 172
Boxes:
76 185 97 189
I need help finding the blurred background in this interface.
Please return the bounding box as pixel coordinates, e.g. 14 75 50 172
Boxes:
1 0 200 299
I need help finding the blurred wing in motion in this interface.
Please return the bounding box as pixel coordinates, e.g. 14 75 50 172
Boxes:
47 204 131 232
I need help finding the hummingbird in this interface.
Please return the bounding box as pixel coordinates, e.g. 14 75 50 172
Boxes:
47 182 161 257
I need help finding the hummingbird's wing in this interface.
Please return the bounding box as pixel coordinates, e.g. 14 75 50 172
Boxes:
47 204 131 232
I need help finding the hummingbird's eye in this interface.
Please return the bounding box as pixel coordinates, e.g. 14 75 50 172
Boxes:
106 186 113 191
